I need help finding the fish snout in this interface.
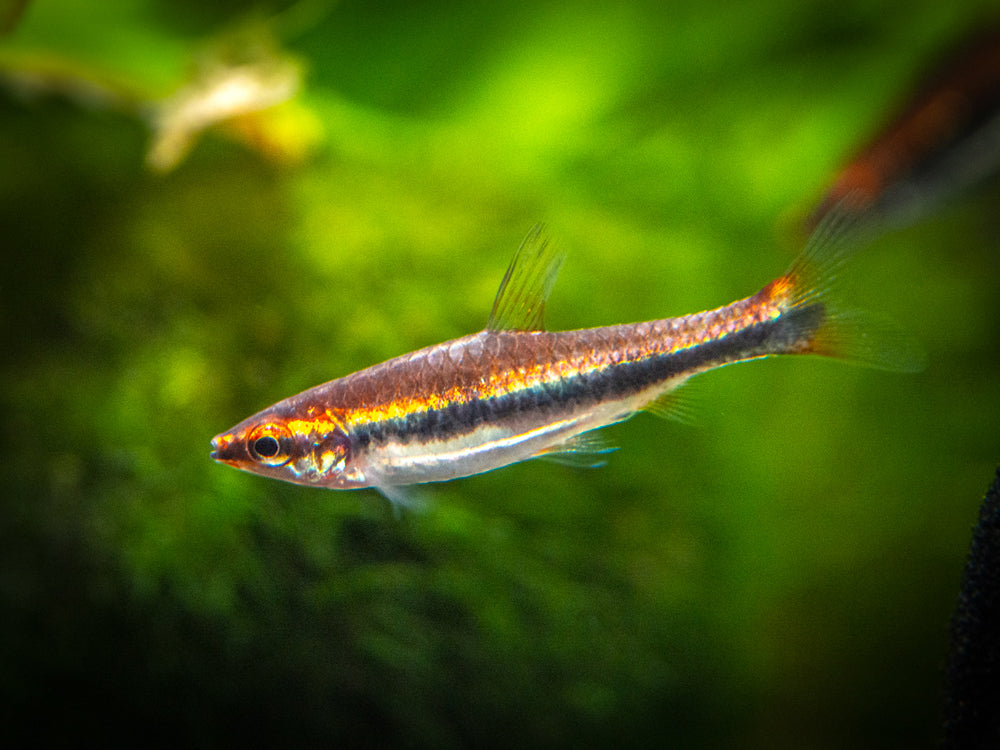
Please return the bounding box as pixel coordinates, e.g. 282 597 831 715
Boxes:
209 432 240 463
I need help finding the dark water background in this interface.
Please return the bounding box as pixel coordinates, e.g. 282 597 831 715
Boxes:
2 0 999 746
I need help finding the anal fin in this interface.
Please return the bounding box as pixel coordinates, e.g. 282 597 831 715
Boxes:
641 382 697 424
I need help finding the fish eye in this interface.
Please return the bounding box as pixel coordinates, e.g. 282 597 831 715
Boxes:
254 435 280 457
247 423 293 466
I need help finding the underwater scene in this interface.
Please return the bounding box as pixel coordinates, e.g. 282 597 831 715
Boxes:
3 0 1000 746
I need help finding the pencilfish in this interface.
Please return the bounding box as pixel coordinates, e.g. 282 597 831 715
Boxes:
210 210 920 503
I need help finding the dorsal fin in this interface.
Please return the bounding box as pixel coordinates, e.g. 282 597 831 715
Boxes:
486 224 565 331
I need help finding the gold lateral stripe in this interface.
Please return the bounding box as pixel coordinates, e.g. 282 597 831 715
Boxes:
341 361 565 428
334 292 784 432
286 416 343 438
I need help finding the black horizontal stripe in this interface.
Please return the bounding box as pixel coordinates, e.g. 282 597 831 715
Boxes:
352 308 822 447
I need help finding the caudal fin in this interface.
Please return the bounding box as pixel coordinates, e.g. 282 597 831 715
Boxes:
773 195 927 373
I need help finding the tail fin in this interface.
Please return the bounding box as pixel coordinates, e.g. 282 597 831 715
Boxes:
772 195 927 373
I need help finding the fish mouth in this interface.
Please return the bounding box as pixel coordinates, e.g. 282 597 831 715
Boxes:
209 434 232 462
210 432 249 466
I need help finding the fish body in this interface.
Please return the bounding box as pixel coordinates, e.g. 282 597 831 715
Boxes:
809 24 1000 230
211 216 918 500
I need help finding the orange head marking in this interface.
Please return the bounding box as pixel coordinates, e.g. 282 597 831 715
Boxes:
210 406 361 489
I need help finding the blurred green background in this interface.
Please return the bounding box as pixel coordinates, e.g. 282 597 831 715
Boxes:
2 0 999 746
